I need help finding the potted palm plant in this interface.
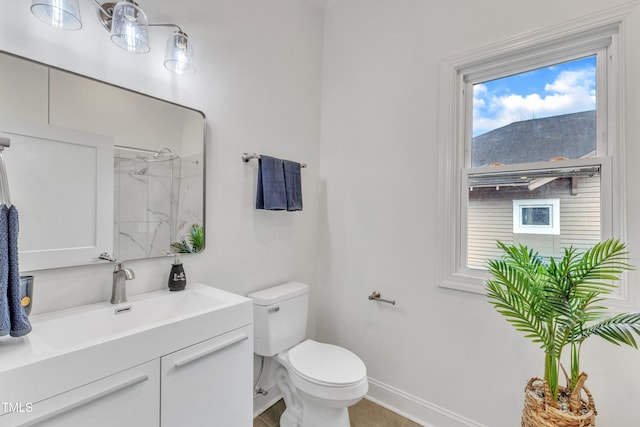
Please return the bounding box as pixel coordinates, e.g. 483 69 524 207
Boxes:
486 238 640 426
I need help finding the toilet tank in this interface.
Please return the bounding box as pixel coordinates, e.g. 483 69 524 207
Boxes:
248 282 309 357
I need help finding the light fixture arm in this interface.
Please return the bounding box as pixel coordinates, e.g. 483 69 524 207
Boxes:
91 0 112 17
148 23 183 33
95 2 184 36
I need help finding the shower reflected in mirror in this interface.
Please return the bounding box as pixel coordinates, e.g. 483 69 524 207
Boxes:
114 146 203 260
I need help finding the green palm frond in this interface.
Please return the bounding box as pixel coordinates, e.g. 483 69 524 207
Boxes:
487 258 550 350
567 239 631 294
170 240 192 254
188 224 204 253
579 312 640 348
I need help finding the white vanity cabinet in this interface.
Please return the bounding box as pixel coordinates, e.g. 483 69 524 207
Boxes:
1 360 160 427
0 285 254 427
0 325 253 427
161 325 253 426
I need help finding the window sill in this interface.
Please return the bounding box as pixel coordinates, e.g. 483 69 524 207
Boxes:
439 269 489 295
439 268 637 313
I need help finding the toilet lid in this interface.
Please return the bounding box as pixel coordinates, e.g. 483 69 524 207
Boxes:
288 340 366 387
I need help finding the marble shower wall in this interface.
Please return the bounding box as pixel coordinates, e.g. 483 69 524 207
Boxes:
113 148 203 260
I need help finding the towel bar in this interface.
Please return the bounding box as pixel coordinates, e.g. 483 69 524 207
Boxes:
368 291 396 305
242 153 307 168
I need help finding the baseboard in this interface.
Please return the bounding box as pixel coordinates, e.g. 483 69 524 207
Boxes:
253 376 487 427
253 382 282 418
366 378 488 427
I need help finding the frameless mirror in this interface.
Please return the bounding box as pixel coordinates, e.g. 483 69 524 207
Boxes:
0 51 205 271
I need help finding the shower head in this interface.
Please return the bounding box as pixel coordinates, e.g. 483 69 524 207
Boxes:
151 147 179 161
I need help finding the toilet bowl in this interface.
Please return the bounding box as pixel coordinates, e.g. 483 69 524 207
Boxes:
249 282 368 427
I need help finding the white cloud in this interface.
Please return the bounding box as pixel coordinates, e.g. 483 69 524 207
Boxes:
473 67 595 136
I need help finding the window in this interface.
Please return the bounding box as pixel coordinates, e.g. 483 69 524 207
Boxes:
437 7 630 300
465 54 603 266
521 206 551 226
512 199 560 235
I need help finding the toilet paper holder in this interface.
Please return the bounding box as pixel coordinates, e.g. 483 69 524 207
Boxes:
368 291 395 305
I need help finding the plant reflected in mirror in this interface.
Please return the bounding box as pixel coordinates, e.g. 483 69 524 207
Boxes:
170 224 204 254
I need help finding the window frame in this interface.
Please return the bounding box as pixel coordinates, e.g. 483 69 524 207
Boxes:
513 198 561 235
437 5 632 306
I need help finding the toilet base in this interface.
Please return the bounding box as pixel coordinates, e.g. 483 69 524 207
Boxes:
274 363 362 427
279 398 353 427
276 365 303 427
279 408 301 427
300 396 352 427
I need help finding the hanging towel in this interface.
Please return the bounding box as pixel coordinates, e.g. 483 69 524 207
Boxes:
256 155 287 210
7 205 31 337
0 205 10 336
283 160 303 212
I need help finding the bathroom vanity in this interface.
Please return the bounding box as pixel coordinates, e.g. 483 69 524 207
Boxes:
0 284 253 426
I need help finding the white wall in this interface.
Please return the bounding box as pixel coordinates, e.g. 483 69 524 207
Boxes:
318 1 640 426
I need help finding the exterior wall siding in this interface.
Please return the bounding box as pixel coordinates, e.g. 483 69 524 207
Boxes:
467 175 601 268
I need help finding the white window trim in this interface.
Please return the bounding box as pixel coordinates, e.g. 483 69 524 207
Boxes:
513 199 561 235
437 3 634 308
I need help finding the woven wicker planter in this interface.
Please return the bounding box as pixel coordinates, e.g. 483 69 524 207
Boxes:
521 377 596 427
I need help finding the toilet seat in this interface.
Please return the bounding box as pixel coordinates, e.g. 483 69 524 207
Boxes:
288 340 367 387
280 340 368 403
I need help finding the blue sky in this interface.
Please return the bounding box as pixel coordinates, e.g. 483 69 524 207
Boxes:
473 56 596 136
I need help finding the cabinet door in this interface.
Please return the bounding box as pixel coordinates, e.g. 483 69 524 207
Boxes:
0 120 113 271
161 325 253 427
0 359 159 427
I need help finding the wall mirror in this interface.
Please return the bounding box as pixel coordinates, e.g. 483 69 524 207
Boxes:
0 51 205 271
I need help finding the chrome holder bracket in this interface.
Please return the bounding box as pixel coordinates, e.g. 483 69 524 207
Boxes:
368 291 396 305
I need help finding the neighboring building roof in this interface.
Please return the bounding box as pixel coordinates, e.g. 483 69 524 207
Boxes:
472 110 596 167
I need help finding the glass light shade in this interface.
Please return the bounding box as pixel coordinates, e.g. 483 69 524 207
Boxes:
110 1 150 53
164 31 195 75
31 0 82 30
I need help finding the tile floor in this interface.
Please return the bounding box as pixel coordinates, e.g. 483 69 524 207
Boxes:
253 398 422 427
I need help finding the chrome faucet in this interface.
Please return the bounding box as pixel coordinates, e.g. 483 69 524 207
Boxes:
111 262 135 304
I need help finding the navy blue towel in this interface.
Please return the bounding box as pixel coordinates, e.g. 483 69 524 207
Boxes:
256 155 287 210
283 160 303 212
6 205 31 337
0 205 10 336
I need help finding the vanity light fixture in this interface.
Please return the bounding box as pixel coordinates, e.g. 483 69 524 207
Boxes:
31 0 83 31
164 30 195 75
105 1 150 53
30 0 196 75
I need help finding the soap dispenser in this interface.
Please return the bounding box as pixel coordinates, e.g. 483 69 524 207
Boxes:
168 254 187 291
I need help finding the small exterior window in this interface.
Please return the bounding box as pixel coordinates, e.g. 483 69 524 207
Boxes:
513 199 560 235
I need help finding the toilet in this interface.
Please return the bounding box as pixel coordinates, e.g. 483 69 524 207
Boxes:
249 282 368 427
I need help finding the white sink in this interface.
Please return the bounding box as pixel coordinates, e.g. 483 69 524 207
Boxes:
33 287 225 349
0 283 253 410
